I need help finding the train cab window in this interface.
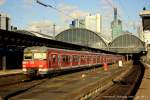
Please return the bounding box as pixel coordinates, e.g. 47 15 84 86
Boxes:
24 53 32 60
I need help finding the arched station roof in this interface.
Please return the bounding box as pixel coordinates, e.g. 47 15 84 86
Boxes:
109 32 145 53
15 30 53 39
55 28 108 50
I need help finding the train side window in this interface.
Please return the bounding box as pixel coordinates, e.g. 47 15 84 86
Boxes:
88 56 91 62
97 56 100 62
81 56 84 62
93 56 95 61
72 55 79 62
62 55 70 63
87 56 90 62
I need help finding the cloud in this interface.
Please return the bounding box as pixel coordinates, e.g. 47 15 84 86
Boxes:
58 4 89 23
0 0 6 5
26 20 69 36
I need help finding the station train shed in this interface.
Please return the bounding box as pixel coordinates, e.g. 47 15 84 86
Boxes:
109 32 145 54
55 28 108 50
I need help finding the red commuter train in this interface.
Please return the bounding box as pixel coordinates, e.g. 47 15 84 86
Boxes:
22 46 124 76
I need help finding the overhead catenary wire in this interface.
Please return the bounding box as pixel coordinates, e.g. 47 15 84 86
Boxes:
104 0 136 32
105 0 122 19
118 0 140 32
117 0 132 27
105 0 115 9
35 0 85 26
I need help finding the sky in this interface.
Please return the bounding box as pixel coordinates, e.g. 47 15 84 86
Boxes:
0 0 150 37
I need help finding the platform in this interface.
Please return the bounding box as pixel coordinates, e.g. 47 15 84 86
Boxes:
134 63 150 100
0 69 22 76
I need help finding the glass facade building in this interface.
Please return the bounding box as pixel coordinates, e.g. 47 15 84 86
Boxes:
70 14 102 33
111 20 123 40
111 8 123 40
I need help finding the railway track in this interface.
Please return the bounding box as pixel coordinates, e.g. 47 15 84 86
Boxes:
0 66 96 100
93 61 144 100
0 73 27 87
5 62 132 100
0 77 47 100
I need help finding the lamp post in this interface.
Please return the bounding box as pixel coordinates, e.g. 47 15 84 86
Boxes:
53 24 56 40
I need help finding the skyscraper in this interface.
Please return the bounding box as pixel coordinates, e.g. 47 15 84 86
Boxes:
70 14 102 33
0 13 11 31
70 19 85 28
85 14 102 33
111 8 123 40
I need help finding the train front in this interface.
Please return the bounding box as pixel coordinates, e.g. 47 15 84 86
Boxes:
22 46 48 76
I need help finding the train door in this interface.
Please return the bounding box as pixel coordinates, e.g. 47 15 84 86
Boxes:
50 54 59 69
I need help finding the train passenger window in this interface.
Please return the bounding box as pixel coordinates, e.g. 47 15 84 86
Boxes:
93 56 96 62
72 55 79 62
87 56 90 62
87 56 89 62
85 56 87 61
62 55 70 63
81 56 84 62
97 56 100 62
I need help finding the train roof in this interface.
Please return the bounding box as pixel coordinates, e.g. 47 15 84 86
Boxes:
24 46 114 55
24 46 48 52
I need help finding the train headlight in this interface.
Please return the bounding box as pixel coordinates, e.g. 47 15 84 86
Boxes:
23 61 27 64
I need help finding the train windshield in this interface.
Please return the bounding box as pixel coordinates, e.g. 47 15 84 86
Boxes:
33 53 47 60
24 53 32 60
